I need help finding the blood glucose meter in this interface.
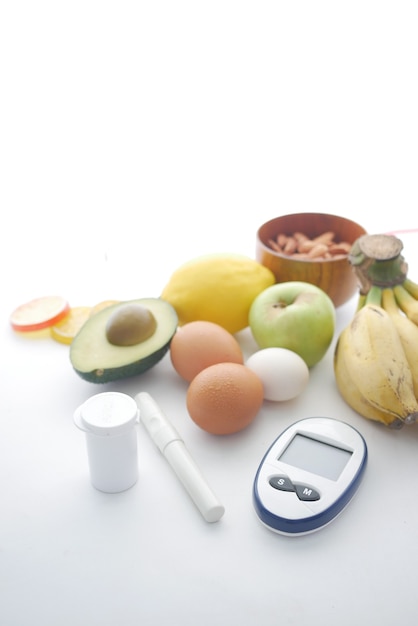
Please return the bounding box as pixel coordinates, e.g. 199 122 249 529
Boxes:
253 417 367 535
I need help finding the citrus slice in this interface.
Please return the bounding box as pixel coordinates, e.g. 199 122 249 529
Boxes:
89 300 119 317
51 306 92 344
10 296 70 332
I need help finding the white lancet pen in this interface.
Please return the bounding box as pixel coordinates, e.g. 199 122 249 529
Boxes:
135 392 225 523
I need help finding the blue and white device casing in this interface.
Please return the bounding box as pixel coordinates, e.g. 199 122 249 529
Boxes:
253 417 367 536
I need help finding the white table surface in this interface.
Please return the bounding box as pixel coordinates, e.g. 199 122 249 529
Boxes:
2 3 418 625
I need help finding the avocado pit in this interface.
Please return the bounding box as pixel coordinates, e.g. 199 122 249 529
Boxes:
105 303 157 346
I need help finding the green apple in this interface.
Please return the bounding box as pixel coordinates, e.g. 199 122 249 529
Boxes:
248 281 336 367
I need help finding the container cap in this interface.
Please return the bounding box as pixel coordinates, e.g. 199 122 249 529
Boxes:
74 392 139 437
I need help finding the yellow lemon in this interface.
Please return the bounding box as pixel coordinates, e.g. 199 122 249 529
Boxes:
161 254 275 334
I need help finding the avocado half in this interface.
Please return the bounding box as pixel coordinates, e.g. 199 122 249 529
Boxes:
70 298 178 383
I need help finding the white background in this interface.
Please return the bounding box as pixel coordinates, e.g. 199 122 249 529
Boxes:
1 2 418 625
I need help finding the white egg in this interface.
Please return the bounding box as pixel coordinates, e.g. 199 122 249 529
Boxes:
245 347 309 402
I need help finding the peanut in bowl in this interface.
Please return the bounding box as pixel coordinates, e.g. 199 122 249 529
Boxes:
256 213 367 307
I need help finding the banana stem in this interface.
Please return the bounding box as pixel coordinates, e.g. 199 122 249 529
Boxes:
356 293 367 311
348 234 408 293
365 285 383 307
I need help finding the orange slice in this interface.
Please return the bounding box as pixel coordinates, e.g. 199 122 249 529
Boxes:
51 306 92 344
10 296 70 332
89 300 119 317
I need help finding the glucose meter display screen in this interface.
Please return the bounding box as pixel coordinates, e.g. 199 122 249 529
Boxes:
278 434 352 481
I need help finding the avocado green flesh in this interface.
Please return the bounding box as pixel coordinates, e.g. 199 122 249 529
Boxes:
70 298 178 383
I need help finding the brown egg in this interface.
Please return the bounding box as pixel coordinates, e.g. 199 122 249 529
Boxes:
186 362 264 435
170 320 244 382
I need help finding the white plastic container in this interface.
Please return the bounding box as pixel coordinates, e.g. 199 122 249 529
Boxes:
74 391 139 493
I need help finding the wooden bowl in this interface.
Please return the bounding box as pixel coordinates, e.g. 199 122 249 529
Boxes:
256 213 367 307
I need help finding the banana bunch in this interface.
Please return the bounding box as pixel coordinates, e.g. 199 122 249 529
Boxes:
334 233 418 429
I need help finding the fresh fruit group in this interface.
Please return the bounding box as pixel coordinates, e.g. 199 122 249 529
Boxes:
249 281 335 367
161 253 275 334
70 298 178 383
334 301 418 428
334 234 418 429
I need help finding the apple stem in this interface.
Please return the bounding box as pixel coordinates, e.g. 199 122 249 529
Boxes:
348 234 408 295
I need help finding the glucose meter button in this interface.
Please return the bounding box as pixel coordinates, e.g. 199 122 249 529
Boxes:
269 475 295 492
294 484 320 502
